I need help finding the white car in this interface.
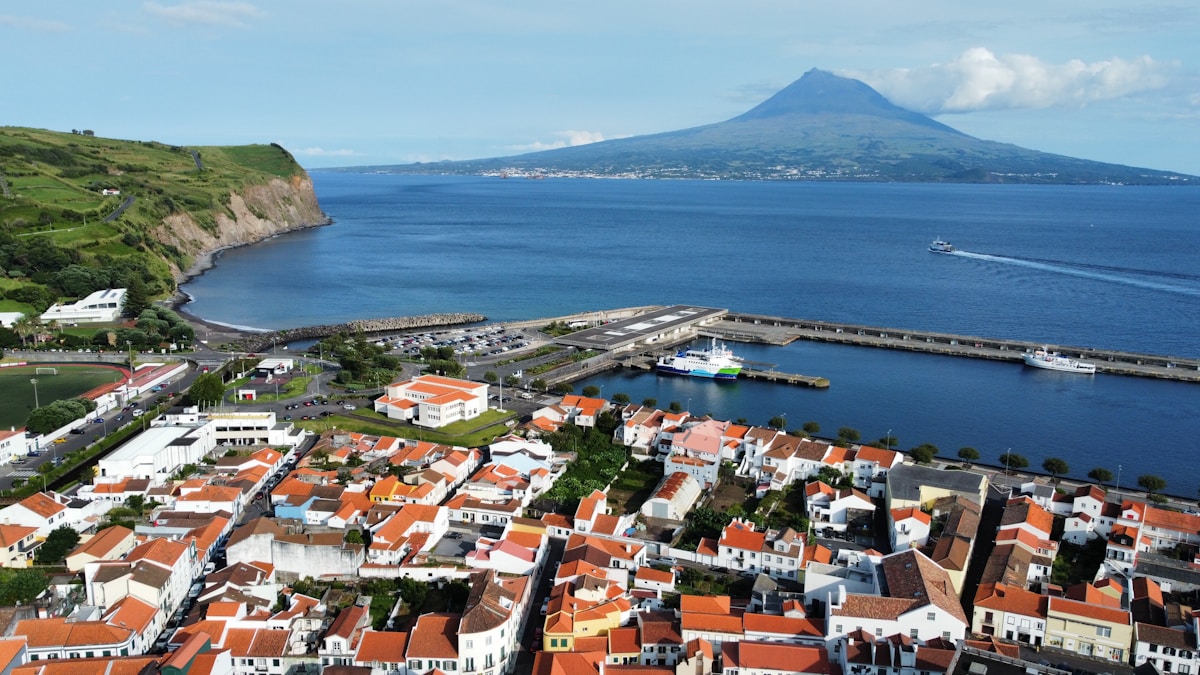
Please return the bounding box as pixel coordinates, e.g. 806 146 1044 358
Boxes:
343 404 355 410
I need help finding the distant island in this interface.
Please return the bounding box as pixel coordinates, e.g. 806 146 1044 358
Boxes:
331 69 1196 185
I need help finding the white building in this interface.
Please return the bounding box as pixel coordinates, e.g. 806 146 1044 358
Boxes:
40 288 126 324
373 374 488 428
640 471 702 521
95 425 216 482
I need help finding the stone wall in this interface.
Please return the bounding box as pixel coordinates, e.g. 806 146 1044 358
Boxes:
230 312 487 352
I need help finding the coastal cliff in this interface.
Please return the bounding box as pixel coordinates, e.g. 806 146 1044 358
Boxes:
155 173 331 283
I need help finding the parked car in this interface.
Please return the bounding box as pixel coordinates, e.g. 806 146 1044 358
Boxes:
53 437 66 444
132 409 144 418
343 404 355 410
70 428 86 435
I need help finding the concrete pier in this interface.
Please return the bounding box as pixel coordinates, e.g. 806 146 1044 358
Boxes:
706 314 1200 383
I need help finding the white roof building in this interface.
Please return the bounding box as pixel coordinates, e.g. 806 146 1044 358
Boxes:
95 425 217 483
41 288 126 324
373 374 488 428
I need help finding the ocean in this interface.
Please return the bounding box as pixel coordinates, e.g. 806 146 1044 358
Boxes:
182 174 1200 494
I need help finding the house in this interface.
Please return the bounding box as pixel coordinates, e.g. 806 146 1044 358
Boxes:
825 549 969 647
574 489 633 538
466 527 546 575
679 595 744 655
445 492 523 527
805 481 876 536
402 570 529 674
0 428 32 466
0 491 72 538
926 495 981 596
760 436 832 491
227 517 364 580
889 507 932 551
40 288 126 324
723 641 832 675
1133 622 1200 675
373 374 488 428
543 572 632 652
834 630 958 675
711 519 808 582
0 525 39 568
65 525 136 573
1044 596 1132 662
366 504 448 566
847 445 904 497
634 567 676 596
971 582 1049 647
885 463 987 511
640 471 702 522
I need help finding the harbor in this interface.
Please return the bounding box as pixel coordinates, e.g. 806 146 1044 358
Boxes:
701 313 1200 383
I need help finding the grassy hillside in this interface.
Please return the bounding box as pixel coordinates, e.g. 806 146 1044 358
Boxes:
0 126 311 319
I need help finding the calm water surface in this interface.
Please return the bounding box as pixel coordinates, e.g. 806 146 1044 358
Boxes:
182 175 1200 494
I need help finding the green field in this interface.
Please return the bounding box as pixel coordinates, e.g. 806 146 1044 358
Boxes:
0 365 125 429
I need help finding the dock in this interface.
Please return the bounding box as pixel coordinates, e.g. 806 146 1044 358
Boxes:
703 314 1200 383
741 367 829 388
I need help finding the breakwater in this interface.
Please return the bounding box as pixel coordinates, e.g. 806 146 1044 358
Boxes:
710 313 1200 382
232 313 487 353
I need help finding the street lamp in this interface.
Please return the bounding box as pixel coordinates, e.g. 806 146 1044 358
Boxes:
1116 464 1122 493
885 429 891 452
30 378 39 408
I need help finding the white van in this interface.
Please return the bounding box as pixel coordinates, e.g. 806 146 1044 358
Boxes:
132 409 144 418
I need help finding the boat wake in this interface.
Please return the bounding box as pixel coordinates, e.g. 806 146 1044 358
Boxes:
949 250 1200 297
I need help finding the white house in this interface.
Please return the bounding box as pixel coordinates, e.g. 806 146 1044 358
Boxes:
826 549 969 648
805 482 876 536
41 288 126 324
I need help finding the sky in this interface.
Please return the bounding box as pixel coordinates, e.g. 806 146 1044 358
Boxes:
3 2 1198 174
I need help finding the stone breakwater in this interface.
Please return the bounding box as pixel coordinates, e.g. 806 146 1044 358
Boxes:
229 313 488 353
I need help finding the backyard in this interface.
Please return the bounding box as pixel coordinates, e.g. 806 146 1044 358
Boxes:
606 459 662 515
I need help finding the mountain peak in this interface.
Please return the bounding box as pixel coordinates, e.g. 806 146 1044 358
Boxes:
732 69 958 134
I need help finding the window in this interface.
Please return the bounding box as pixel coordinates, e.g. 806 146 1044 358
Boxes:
466 640 473 649
943 631 952 640
910 629 919 638
927 612 936 621
875 628 883 637
1150 645 1160 653
1096 626 1112 638
486 636 493 646
409 660 422 670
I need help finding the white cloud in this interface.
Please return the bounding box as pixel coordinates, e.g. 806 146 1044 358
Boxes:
0 14 71 32
510 130 610 152
142 1 264 28
292 147 358 157
847 48 1173 113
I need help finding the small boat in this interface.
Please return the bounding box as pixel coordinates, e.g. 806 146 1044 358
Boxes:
929 239 955 253
1022 347 1097 374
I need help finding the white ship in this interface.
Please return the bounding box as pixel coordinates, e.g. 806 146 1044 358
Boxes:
929 239 955 253
656 338 743 380
1022 347 1097 374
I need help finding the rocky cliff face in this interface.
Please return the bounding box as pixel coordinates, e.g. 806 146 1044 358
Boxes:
153 174 330 283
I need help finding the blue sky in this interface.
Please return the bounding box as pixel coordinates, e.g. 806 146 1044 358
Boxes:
3 2 1198 174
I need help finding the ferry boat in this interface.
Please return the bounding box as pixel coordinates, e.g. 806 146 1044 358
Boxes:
656 338 743 380
929 239 955 253
1022 347 1097 374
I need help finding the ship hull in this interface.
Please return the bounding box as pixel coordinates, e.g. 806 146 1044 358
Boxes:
655 364 740 380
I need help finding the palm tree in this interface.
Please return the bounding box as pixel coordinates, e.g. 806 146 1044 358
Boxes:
12 316 32 348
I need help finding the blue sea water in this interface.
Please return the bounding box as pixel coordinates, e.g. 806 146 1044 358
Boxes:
182 174 1200 494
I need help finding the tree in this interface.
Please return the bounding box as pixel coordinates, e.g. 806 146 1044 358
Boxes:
642 398 657 408
1087 467 1114 484
1138 474 1167 496
503 375 520 388
767 415 787 430
837 427 861 444
909 443 938 464
668 401 683 413
531 378 548 391
802 421 820 434
999 451 1029 471
551 382 573 395
1042 457 1070 482
582 385 601 398
957 447 980 466
188 372 225 407
0 569 49 605
483 371 498 384
345 529 364 545
612 392 630 405
35 525 80 565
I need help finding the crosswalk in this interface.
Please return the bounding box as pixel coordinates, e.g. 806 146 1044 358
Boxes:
8 470 36 478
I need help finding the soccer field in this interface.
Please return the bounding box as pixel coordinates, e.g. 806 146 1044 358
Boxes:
0 364 126 430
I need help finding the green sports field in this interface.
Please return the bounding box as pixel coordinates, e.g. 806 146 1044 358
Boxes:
0 364 126 430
